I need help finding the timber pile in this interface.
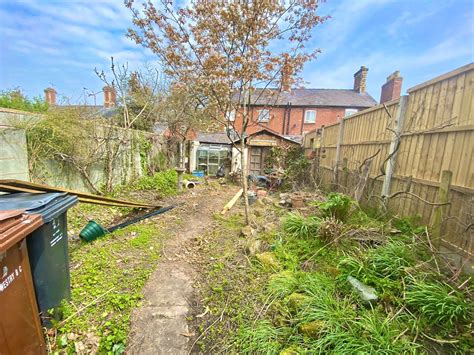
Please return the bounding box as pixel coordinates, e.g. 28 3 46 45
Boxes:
0 179 160 209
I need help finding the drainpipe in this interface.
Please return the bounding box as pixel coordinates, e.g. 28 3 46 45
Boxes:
286 103 292 135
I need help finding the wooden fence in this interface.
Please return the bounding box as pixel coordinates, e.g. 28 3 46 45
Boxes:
305 63 473 272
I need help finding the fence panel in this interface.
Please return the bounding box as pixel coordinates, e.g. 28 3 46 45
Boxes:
312 63 474 269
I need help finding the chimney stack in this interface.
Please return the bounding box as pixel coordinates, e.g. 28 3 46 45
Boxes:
44 87 57 106
103 86 116 108
353 66 368 93
380 71 403 104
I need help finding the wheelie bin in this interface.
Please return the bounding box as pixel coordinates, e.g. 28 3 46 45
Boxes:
0 192 78 314
0 210 46 354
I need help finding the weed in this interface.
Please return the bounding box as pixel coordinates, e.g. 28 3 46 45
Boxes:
52 222 165 353
268 271 300 298
297 272 336 297
130 169 178 196
317 192 353 221
392 216 425 235
235 320 286 353
318 217 344 243
368 240 416 280
405 280 472 329
283 212 320 239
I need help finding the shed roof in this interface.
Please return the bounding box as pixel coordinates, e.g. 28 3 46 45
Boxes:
197 131 237 144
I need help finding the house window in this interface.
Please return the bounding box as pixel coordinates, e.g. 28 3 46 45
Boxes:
257 109 270 122
304 110 316 123
227 110 236 121
344 108 358 117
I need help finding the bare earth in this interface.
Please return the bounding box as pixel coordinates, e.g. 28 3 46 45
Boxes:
127 184 238 354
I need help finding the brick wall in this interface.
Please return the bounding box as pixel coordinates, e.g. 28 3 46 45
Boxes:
232 106 346 135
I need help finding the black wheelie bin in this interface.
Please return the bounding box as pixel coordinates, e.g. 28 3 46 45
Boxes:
0 192 78 314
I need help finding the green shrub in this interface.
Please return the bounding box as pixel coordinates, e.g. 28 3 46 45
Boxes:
392 216 425 235
0 89 49 113
318 193 353 221
132 169 178 196
405 280 472 328
283 212 320 239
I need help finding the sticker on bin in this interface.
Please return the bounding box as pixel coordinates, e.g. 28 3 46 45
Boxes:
50 219 64 247
0 265 23 292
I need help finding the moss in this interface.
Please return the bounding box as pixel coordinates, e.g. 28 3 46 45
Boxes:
299 320 326 337
287 293 312 312
256 252 280 270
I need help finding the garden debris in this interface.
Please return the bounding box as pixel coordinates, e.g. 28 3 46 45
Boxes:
245 239 262 256
279 191 325 208
291 194 304 208
318 217 344 243
347 276 378 303
241 225 257 238
79 205 176 242
0 179 158 208
345 228 385 244
221 188 243 214
255 252 279 269
299 321 326 337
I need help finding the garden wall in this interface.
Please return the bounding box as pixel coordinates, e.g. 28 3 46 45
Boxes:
0 108 32 180
0 108 173 193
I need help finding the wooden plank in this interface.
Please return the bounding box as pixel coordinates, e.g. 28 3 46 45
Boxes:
407 62 474 93
451 73 466 126
0 184 154 208
459 69 473 125
457 131 472 187
0 179 158 208
434 78 449 128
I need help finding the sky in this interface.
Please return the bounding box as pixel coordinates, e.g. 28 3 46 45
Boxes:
0 0 473 105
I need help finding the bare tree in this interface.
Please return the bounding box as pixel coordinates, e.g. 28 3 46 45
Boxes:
126 0 327 224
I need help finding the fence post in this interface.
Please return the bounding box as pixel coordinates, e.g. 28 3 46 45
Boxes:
381 95 408 197
333 117 345 187
342 158 349 192
431 170 452 247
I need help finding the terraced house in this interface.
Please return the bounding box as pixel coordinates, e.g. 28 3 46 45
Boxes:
229 66 400 138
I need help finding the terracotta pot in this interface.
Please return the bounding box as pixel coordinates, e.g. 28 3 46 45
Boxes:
291 196 304 208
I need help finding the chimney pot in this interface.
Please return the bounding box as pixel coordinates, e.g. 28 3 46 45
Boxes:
353 66 368 93
44 87 57 106
103 86 116 108
380 70 403 104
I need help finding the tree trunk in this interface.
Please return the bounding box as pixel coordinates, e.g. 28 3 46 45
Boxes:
240 136 250 225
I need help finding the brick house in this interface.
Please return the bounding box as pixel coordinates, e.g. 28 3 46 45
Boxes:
231 67 378 137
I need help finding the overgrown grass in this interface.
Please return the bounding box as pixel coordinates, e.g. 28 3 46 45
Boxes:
50 220 165 353
283 212 320 239
194 196 473 353
405 280 472 330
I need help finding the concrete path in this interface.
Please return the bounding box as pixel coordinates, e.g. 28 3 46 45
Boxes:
127 186 237 354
